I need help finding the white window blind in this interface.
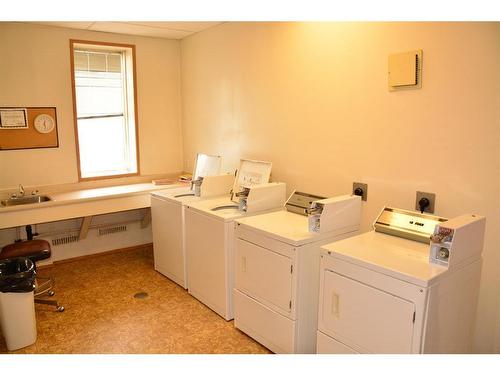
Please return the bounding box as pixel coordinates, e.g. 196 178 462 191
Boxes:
73 47 138 179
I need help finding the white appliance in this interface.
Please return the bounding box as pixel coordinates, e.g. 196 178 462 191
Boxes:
151 153 234 288
233 192 362 353
316 207 486 354
184 159 285 320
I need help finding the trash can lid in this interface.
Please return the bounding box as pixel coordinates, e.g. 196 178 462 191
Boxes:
0 257 36 293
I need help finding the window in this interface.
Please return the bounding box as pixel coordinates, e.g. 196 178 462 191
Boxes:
70 40 139 180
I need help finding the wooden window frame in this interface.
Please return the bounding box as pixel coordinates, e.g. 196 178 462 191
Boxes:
69 39 141 181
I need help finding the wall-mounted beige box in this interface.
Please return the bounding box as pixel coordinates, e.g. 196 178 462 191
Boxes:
388 50 422 90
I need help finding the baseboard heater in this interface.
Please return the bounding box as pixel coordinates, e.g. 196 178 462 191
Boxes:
98 225 127 236
47 224 128 246
52 235 79 246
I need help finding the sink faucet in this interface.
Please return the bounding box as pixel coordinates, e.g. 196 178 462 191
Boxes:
19 184 25 197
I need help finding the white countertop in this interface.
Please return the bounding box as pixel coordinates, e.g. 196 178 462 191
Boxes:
1 183 183 213
0 182 185 229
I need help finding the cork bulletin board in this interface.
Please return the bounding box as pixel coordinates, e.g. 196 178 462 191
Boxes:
0 107 59 151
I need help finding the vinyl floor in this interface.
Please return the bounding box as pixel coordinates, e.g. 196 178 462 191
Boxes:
0 245 270 354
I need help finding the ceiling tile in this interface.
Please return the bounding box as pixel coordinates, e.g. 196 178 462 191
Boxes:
29 21 222 39
127 22 222 32
35 22 95 29
88 22 192 39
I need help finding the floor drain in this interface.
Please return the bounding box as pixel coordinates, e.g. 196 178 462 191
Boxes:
134 292 149 299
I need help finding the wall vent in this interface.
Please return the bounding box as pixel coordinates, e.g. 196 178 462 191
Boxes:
52 235 79 246
98 225 127 236
388 49 423 90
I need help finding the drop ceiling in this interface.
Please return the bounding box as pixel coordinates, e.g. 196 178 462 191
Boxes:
33 22 223 40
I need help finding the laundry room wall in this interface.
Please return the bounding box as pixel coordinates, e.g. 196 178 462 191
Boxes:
0 22 184 189
0 22 183 261
180 22 500 353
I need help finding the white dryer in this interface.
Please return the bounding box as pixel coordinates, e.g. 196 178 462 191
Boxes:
316 207 486 354
151 153 234 288
184 159 286 320
233 192 362 353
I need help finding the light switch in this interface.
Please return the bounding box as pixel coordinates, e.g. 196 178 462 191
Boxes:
388 50 422 90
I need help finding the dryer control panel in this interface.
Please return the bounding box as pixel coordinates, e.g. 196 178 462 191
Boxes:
374 207 447 244
285 190 326 216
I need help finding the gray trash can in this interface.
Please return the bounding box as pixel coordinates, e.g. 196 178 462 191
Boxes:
0 257 37 351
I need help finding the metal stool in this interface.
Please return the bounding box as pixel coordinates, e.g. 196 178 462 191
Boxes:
0 239 64 312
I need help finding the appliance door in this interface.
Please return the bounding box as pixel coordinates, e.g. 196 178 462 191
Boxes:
185 208 231 320
235 238 293 315
319 270 415 353
234 289 296 354
151 196 186 288
316 331 359 354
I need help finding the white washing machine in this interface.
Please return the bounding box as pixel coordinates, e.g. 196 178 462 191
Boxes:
233 192 362 353
184 159 286 320
151 153 234 288
316 207 486 354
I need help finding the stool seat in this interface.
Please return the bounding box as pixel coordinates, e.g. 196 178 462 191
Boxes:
0 238 63 312
0 239 51 263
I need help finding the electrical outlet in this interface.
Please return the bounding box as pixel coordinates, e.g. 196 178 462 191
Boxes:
352 182 368 201
415 191 436 214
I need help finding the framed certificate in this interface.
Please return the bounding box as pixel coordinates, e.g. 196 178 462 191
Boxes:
0 108 29 129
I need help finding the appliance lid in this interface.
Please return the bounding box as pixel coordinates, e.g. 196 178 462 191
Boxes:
374 207 448 244
192 153 222 182
151 186 191 199
285 190 326 216
322 231 448 287
186 196 248 222
231 159 272 203
236 210 340 246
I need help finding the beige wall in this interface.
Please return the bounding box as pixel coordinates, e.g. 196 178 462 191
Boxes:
181 22 500 352
1 21 499 353
0 22 183 188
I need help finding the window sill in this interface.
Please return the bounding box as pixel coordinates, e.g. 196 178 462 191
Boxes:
79 171 139 182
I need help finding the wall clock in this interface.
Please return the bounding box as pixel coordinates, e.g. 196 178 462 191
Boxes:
34 114 55 133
